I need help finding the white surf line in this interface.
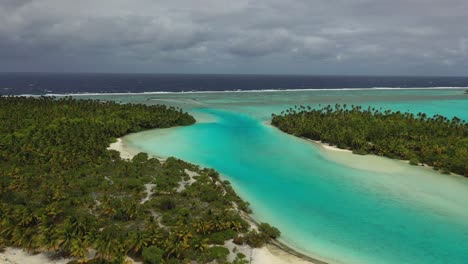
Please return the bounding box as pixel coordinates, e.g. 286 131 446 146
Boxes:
12 86 467 97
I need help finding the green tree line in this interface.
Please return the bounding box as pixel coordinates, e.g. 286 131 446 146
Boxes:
0 96 279 264
271 104 467 176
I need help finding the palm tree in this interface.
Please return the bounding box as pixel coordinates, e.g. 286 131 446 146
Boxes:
191 238 209 252
70 238 88 261
126 230 150 255
193 220 213 235
94 225 126 262
94 233 117 261
164 229 192 259
38 224 61 252
57 222 75 254
11 226 38 252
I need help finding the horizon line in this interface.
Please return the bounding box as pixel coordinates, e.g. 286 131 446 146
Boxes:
0 71 468 78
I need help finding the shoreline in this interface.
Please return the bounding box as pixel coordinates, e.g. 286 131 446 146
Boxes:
303 137 464 178
108 137 167 162
107 138 141 160
305 139 353 153
109 136 324 264
239 211 329 264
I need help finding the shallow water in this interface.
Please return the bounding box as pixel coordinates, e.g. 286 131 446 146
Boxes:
84 89 468 264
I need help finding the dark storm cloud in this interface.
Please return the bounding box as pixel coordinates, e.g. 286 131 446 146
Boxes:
0 0 467 75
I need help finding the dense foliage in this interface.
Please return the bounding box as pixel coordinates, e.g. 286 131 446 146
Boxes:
272 105 468 176
0 96 279 264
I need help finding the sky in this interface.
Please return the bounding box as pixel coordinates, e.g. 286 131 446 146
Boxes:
0 0 467 76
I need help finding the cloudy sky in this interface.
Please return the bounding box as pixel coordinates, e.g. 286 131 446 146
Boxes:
0 0 467 75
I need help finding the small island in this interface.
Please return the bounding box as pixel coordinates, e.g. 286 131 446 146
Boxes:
271 104 467 176
0 96 281 264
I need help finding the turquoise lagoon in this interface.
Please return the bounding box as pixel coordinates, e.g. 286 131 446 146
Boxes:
87 89 468 264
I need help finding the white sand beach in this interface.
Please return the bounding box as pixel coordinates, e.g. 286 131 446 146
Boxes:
0 245 316 264
0 248 71 264
308 139 352 153
223 237 317 264
107 137 140 159
252 245 316 264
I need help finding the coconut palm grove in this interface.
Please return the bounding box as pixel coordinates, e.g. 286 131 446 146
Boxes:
272 105 467 176
0 96 280 264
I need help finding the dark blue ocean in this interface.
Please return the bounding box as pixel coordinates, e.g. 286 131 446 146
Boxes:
1 73 468 95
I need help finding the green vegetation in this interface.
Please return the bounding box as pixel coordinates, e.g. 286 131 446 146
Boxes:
272 104 467 176
142 246 164 264
231 222 280 249
202 246 230 263
0 96 279 263
258 223 281 239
